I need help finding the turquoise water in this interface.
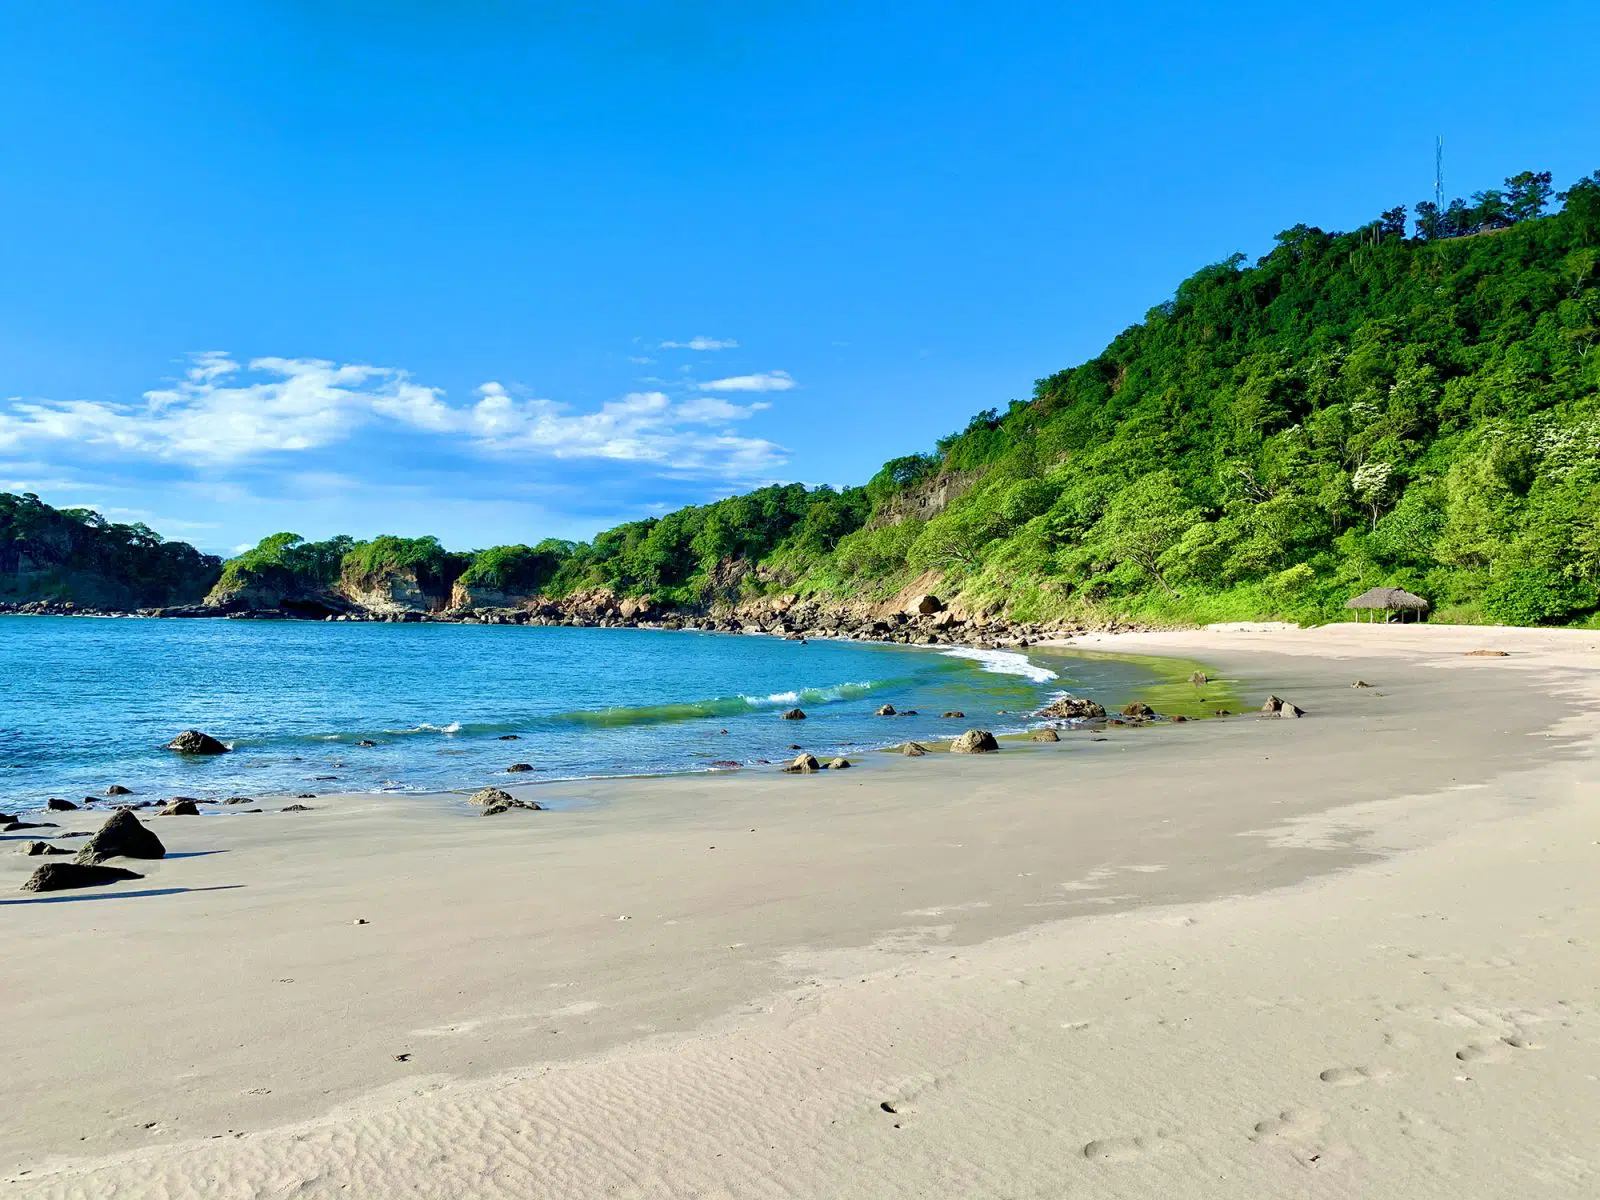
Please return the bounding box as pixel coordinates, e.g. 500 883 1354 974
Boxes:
0 618 1164 804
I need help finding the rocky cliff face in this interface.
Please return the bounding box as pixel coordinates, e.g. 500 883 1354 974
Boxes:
867 471 977 529
340 567 451 616
204 566 349 617
205 564 454 617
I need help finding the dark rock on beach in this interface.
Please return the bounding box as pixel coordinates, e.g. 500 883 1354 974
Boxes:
158 799 200 816
1031 728 1060 742
5 820 57 832
780 708 807 720
23 841 71 856
782 753 821 774
1120 702 1155 719
281 803 315 812
826 757 851 769
950 729 999 754
22 862 144 892
482 797 542 815
166 730 229 755
105 784 132 796
46 797 78 811
76 810 165 864
506 763 533 772
900 742 928 756
224 796 254 805
468 787 515 807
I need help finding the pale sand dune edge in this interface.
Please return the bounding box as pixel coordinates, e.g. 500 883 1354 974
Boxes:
3 624 1599 1198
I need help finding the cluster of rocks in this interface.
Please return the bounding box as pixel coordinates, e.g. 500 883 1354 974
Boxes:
467 786 544 816
17 808 167 893
0 598 138 618
1261 695 1306 719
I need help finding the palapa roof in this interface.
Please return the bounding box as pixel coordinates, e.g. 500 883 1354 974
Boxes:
1345 586 1430 611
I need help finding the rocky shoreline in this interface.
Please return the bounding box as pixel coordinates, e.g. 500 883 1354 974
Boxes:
0 590 1119 648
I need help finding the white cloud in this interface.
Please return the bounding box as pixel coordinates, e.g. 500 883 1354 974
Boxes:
660 336 739 351
0 352 786 479
699 370 796 393
462 383 783 473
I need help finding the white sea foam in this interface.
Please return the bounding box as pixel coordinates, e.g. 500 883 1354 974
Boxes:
740 682 876 708
941 647 1058 683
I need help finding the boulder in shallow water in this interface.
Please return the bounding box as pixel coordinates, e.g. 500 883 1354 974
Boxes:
1120 702 1155 719
105 784 132 796
158 799 200 816
1030 728 1060 742
506 763 533 773
1037 696 1106 720
468 787 515 807
166 730 229 755
942 711 965 719
46 797 78 812
76 810 165 864
780 708 807 721
1190 671 1208 686
22 862 144 892
950 729 999 754
825 757 851 769
900 742 928 757
356 739 377 748
223 796 254 805
782 753 821 774
23 841 70 856
875 704 897 716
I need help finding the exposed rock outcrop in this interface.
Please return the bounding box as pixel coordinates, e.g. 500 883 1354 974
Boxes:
950 729 999 754
76 810 165 864
1037 695 1106 720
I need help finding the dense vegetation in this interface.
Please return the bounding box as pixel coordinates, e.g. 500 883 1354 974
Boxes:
470 165 1596 628
0 492 222 607
13 166 1599 627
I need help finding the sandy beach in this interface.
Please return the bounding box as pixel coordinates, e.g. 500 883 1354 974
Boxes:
4 623 1599 1198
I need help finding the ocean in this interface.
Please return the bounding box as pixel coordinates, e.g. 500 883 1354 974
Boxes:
1 617 1200 804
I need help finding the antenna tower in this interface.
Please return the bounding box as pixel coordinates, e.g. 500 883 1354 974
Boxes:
1435 136 1444 211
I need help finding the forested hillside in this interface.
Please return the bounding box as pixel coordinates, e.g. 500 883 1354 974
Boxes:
0 492 221 608
14 166 1600 627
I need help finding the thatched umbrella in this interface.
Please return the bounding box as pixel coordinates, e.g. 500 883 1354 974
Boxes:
1345 586 1430 623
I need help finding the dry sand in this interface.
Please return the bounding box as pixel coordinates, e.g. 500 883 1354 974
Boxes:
3 623 1598 1198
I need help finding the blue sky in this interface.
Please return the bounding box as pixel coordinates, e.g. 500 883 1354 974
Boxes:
2 1 1596 557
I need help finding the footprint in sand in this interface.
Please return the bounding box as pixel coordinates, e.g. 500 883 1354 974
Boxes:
1456 1036 1537 1064
1251 1108 1326 1144
1081 1133 1169 1161
1318 1066 1376 1086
